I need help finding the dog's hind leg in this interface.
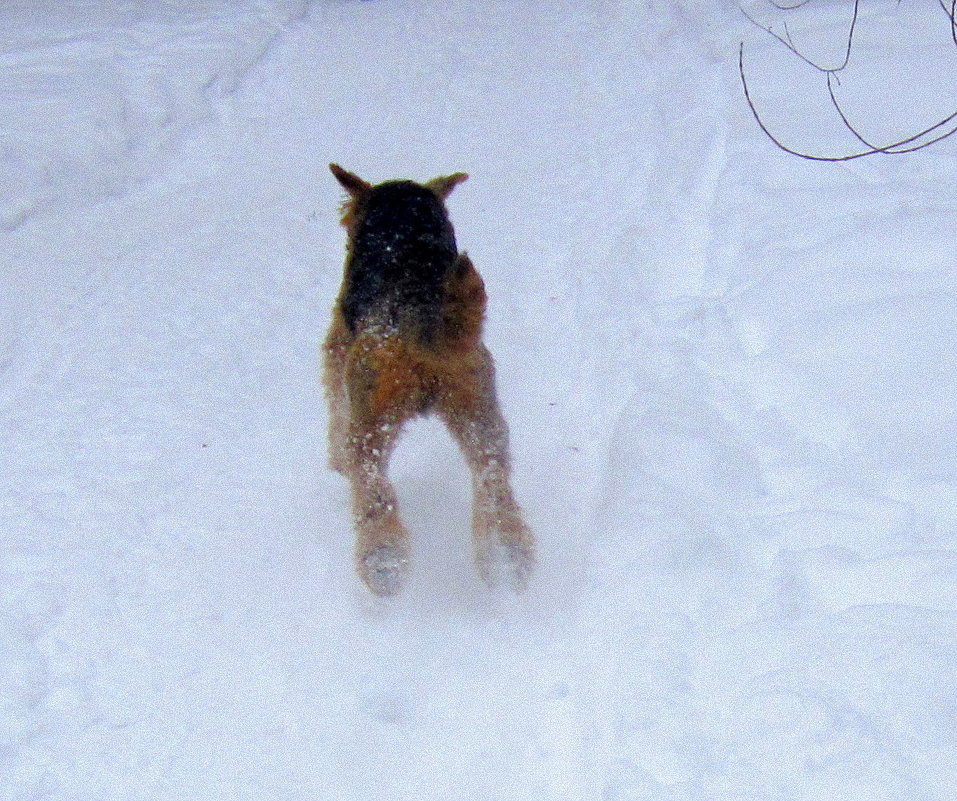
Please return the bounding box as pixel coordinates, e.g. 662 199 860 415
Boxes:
345 412 410 596
322 316 351 475
343 335 422 596
436 346 535 592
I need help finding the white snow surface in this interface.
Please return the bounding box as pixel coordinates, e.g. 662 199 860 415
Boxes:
3 0 957 798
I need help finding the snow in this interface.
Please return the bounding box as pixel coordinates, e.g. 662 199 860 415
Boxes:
2 0 956 799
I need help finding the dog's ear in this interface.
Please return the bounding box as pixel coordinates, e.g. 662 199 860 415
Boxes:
329 163 371 197
427 172 468 200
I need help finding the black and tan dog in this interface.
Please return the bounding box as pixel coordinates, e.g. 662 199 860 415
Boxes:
323 164 535 596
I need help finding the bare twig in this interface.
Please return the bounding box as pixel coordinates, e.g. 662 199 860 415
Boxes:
739 42 957 160
933 0 957 46
825 72 882 150
819 74 957 155
740 0 860 74
768 0 813 10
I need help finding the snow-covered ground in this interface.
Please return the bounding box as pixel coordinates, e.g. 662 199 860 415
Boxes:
3 0 957 798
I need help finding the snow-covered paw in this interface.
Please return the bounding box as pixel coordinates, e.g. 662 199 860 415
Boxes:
476 532 535 593
359 544 409 596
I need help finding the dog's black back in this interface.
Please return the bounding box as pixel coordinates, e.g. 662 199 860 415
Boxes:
342 180 458 340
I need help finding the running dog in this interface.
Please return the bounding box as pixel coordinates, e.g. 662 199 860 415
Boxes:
323 164 535 596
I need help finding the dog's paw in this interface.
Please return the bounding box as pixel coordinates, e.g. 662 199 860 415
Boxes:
476 528 535 594
359 544 410 597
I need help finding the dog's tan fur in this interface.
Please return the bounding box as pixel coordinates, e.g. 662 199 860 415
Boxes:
323 164 534 595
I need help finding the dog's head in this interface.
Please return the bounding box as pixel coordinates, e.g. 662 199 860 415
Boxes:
329 164 468 238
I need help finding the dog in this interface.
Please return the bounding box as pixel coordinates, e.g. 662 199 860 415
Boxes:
323 164 535 596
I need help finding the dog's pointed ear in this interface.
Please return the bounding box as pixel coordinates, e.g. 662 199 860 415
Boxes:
329 163 371 197
427 172 468 200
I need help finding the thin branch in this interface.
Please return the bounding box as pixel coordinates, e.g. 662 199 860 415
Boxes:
931 0 957 46
952 0 957 48
783 20 797 52
739 42 957 160
842 0 862 72
767 0 813 11
826 72 880 150
741 0 860 74
826 70 957 154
